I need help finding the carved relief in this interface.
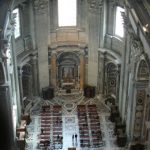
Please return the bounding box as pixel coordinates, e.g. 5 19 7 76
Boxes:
105 63 117 96
87 0 103 13
1 40 9 64
1 11 17 64
24 36 33 50
33 0 48 14
1 39 12 66
131 38 143 57
134 89 146 139
137 60 149 80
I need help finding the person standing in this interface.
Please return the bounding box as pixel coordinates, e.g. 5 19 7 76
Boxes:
75 133 77 141
57 134 60 143
72 134 74 146
72 134 74 142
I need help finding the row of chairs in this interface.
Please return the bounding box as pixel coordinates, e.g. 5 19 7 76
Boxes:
39 105 51 148
87 105 102 148
39 105 63 148
52 105 63 146
77 105 90 148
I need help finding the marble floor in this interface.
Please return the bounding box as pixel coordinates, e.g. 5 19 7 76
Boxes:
25 94 126 150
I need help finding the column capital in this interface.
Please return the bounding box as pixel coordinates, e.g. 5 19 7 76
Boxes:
87 0 104 13
33 0 48 14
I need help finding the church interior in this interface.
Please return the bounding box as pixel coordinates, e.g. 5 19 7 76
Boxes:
0 0 150 150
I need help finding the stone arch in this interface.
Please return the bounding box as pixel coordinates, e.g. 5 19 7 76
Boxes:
57 52 80 89
0 63 5 85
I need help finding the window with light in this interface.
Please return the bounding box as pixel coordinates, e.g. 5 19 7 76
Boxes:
13 8 21 39
58 0 77 27
115 6 125 38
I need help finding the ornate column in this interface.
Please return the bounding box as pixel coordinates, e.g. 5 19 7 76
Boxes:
51 51 57 87
80 51 85 90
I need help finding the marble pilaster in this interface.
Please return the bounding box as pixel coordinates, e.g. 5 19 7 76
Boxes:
30 55 39 96
34 0 49 91
51 51 57 87
18 66 24 109
87 0 103 86
79 52 85 89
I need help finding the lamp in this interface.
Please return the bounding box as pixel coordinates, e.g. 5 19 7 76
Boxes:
143 24 149 35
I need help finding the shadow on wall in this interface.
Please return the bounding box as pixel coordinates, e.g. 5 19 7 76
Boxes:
0 106 16 150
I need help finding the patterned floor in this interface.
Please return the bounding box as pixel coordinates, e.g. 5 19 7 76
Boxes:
25 94 126 150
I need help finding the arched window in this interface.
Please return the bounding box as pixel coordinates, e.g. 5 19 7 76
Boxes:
115 6 124 38
13 8 21 38
58 0 77 27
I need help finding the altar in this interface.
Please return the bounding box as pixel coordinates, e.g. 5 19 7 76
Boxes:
50 51 85 90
